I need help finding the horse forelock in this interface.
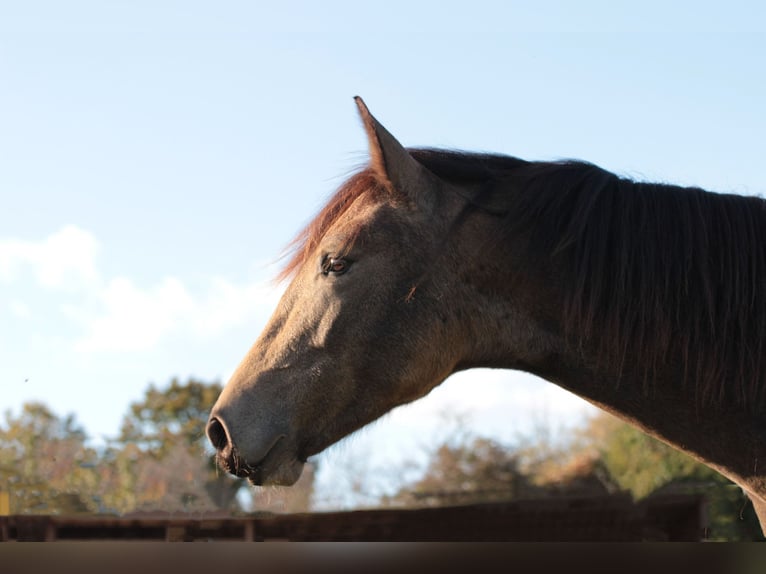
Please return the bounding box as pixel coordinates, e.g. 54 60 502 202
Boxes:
277 170 387 283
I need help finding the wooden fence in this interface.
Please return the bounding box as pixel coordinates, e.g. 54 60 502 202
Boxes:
0 493 706 541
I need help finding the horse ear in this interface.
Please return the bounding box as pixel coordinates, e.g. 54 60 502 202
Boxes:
354 96 437 210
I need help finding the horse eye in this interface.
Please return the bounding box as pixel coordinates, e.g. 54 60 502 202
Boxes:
322 256 350 276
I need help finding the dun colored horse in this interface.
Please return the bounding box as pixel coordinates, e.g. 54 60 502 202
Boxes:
207 98 766 532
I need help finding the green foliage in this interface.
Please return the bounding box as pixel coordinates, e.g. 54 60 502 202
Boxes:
109 377 245 513
597 417 710 497
588 414 763 541
118 378 223 456
0 402 101 514
382 410 764 540
1 378 316 516
382 431 543 507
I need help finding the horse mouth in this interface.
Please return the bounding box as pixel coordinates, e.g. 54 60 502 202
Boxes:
216 436 305 486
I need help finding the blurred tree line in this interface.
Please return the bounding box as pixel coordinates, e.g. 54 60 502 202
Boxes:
0 378 315 517
376 412 764 541
1 379 762 540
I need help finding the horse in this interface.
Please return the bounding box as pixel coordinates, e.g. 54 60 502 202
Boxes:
207 97 766 532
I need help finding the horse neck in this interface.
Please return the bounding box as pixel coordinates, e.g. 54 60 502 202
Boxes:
539 345 766 502
453 220 766 502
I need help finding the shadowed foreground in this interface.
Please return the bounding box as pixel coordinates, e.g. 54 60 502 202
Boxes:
1 493 705 541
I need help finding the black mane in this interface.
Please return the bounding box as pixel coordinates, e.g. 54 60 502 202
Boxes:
412 148 766 411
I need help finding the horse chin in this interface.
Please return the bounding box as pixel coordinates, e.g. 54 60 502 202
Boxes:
248 458 305 487
238 436 306 486
219 432 306 486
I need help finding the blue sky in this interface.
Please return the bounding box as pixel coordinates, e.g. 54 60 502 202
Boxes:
2 1 765 502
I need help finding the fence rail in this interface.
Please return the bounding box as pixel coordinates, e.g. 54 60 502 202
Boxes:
0 493 706 541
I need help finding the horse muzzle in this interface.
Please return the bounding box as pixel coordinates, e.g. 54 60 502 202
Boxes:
206 414 305 486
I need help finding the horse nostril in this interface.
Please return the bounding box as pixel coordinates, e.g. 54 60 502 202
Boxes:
206 417 230 451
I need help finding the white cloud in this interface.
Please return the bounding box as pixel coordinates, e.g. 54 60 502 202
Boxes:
0 225 100 289
187 277 281 338
0 225 282 355
62 274 282 354
67 276 196 353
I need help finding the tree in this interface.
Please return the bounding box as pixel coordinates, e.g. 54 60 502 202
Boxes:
111 377 317 514
110 377 245 513
380 416 613 508
0 379 318 516
118 377 222 456
578 412 764 541
0 402 101 514
374 407 763 540
384 437 531 507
